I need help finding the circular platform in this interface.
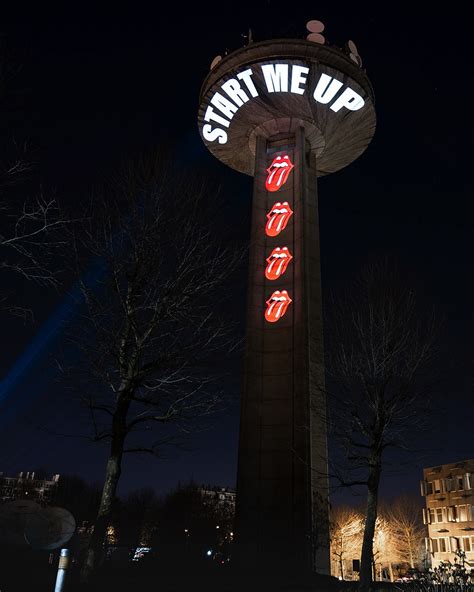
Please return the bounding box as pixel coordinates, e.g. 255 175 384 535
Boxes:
198 39 376 177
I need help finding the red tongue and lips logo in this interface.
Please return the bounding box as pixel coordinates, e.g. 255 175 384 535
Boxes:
265 153 294 192
264 156 294 322
265 202 293 237
265 290 292 323
265 247 292 281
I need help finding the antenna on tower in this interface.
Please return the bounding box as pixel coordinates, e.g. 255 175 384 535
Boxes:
210 55 223 70
242 28 253 46
306 20 326 45
346 39 363 67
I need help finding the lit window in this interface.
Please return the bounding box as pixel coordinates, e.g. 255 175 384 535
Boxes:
466 474 472 490
436 508 443 523
458 505 469 522
434 480 441 494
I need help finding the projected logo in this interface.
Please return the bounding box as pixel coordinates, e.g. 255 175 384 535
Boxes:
265 154 294 192
265 290 292 323
265 247 292 281
265 202 293 237
263 152 295 323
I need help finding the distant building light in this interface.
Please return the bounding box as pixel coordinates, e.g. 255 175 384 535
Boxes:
133 547 151 562
207 550 212 556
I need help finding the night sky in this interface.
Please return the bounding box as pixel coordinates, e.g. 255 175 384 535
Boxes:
0 4 472 505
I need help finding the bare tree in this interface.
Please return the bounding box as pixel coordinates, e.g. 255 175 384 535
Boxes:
381 495 426 570
372 515 399 581
330 506 399 582
114 487 161 547
325 261 438 592
0 182 65 295
330 505 364 579
0 46 66 318
65 154 240 582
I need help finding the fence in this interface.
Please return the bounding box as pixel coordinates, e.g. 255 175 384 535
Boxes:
394 581 474 592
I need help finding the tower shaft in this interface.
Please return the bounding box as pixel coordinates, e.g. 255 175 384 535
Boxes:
235 128 329 573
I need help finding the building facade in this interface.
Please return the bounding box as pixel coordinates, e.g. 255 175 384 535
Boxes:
0 471 60 504
199 486 236 513
421 459 474 569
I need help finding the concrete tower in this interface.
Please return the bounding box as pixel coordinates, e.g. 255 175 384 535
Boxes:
198 34 376 574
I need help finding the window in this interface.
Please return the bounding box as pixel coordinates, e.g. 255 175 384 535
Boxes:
458 505 469 522
426 482 434 495
439 538 447 553
462 537 471 552
434 480 442 493
457 476 464 491
432 539 439 553
436 508 444 523
466 474 472 490
429 509 436 523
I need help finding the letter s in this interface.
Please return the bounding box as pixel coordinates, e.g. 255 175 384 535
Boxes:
202 124 228 145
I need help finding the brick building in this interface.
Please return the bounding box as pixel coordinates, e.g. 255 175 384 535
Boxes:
421 459 474 569
0 471 60 504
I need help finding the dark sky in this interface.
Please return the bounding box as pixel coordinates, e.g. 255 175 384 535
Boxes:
0 4 473 505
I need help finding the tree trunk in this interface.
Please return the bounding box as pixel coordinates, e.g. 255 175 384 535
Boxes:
407 531 414 568
80 395 129 583
359 459 381 592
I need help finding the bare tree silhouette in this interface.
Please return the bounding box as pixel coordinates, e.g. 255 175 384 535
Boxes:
62 153 241 582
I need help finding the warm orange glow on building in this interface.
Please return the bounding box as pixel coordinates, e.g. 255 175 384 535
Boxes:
421 459 474 568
